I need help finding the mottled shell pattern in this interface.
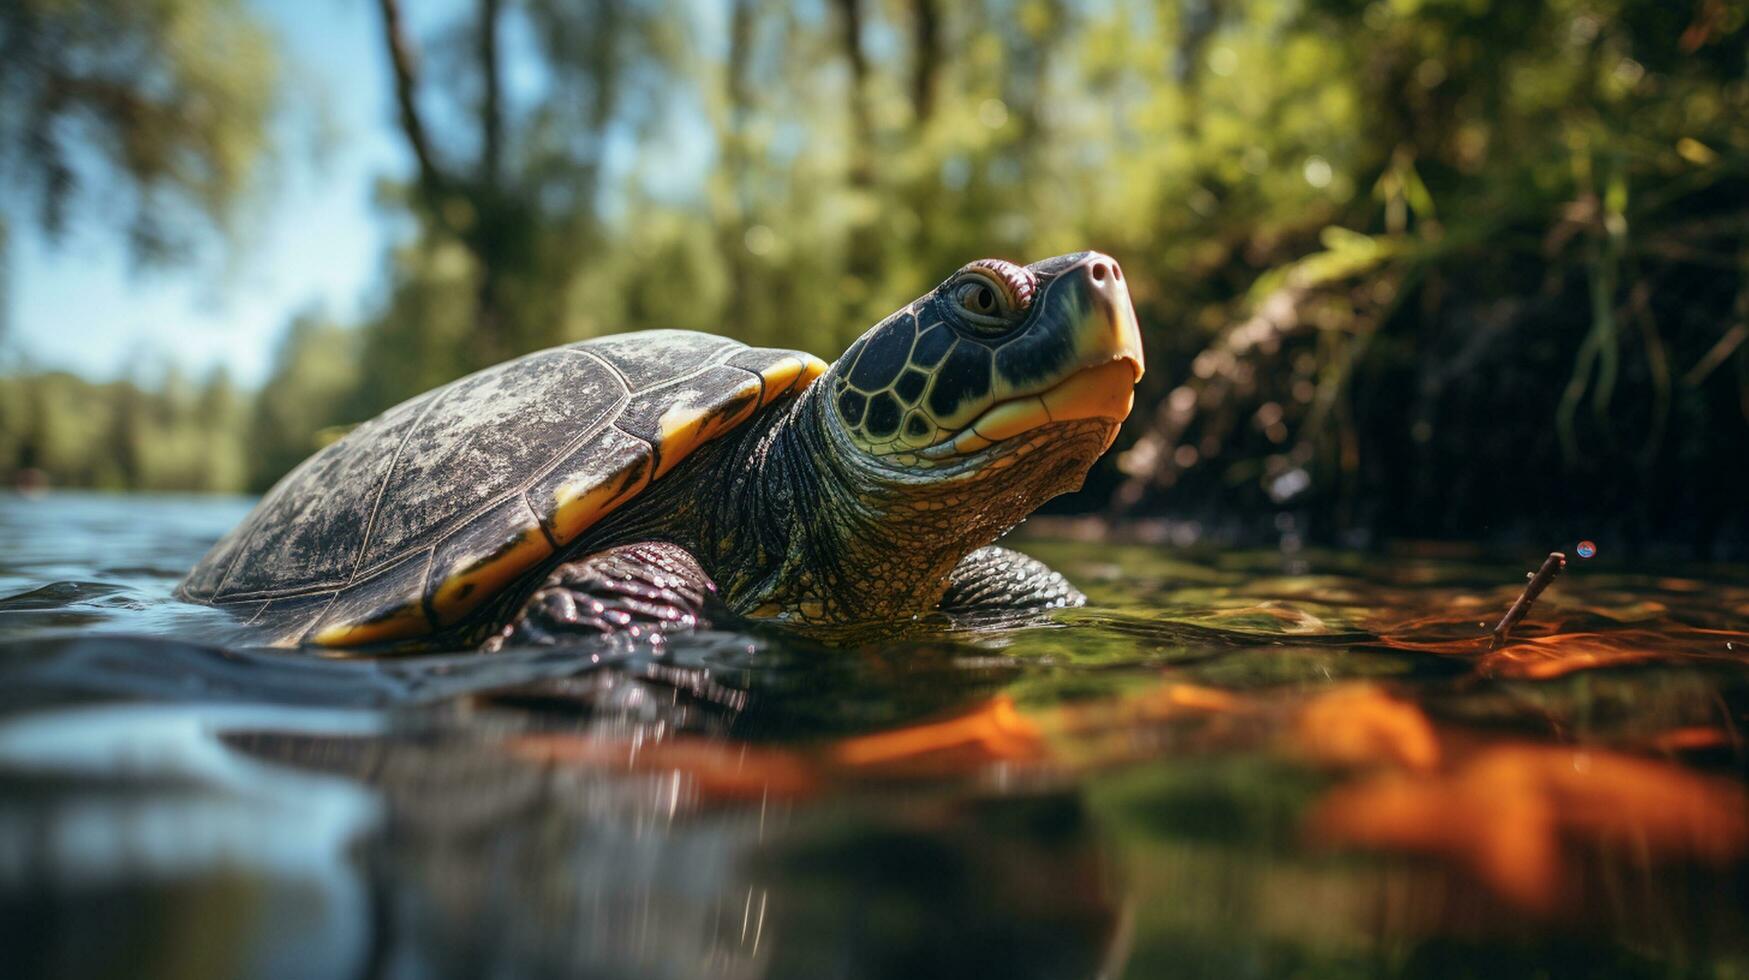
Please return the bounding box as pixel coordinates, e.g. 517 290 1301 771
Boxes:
178 331 825 646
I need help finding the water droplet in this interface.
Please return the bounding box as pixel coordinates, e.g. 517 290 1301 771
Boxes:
1576 540 1597 559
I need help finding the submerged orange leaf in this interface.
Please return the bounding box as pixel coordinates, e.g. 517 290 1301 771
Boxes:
1295 685 1440 771
1049 682 1245 735
508 734 818 802
833 695 1046 770
1309 744 1749 914
1651 726 1737 754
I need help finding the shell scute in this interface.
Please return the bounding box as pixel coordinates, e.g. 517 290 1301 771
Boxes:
307 549 434 646
533 425 654 547
578 330 739 390
426 495 554 627
353 347 622 574
213 391 436 599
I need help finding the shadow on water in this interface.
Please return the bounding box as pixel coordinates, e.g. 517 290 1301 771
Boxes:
1 493 1748 978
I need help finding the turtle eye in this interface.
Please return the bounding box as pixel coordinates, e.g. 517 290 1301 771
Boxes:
950 272 1014 330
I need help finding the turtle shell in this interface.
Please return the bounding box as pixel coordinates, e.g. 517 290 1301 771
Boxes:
178 330 825 646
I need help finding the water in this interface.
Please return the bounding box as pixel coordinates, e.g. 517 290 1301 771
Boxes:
2 492 1747 979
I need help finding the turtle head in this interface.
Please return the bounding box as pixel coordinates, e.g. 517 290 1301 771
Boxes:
794 252 1142 621
824 250 1143 480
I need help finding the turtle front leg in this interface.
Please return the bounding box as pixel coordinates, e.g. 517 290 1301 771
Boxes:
937 546 1086 616
483 542 719 651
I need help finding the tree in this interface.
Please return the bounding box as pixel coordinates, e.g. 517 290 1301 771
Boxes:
371 0 638 365
0 0 278 264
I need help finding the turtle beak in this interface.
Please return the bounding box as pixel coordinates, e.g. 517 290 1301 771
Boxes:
1079 253 1145 382
1032 253 1143 452
921 253 1146 459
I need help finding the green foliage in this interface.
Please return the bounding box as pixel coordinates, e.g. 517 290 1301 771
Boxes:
3 0 1745 551
0 0 278 492
1105 0 1749 548
0 324 344 493
0 0 278 262
0 368 248 491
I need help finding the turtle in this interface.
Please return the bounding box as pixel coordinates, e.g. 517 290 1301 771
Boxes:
177 251 1144 650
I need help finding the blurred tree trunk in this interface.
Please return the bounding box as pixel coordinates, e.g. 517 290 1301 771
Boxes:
479 0 503 189
833 0 872 186
832 0 878 293
374 0 517 365
717 0 757 335
911 0 941 124
109 379 146 489
474 0 506 358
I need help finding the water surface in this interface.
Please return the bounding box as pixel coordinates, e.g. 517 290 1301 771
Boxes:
2 492 1747 979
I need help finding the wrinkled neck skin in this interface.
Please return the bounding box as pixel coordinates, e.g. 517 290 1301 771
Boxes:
681 379 1110 637
581 377 1108 637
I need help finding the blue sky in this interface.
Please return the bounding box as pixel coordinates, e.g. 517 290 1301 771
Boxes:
7 0 414 388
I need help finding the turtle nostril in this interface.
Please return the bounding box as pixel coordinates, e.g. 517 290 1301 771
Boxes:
1112 264 1122 280
1090 262 1109 283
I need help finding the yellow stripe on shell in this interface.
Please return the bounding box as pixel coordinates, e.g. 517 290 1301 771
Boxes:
654 380 764 479
652 353 827 479
430 526 556 626
547 354 825 543
311 601 430 647
551 452 653 546
760 353 829 401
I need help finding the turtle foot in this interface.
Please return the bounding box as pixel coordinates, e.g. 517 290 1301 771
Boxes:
938 546 1085 617
483 542 719 652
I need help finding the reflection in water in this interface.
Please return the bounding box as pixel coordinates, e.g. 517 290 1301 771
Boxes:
0 705 381 979
0 679 1123 979
230 724 1123 979
1 494 1748 977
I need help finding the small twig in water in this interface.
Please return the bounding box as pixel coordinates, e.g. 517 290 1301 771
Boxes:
1490 552 1566 651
